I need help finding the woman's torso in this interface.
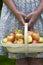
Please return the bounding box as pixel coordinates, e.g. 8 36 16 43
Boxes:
14 0 40 15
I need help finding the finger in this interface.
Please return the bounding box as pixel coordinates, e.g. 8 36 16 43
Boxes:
28 18 34 27
21 13 26 18
25 13 32 20
20 17 25 25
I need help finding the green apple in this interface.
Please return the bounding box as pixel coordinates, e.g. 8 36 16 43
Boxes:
39 37 43 43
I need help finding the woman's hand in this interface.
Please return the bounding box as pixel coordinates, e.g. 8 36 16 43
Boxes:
26 11 40 28
3 0 26 25
15 11 26 25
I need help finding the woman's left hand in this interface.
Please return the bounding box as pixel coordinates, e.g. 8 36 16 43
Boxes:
26 11 40 28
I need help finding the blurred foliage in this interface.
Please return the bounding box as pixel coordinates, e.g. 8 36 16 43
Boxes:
0 0 3 10
0 0 3 15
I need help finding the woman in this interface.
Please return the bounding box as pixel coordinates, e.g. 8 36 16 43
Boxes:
0 0 43 65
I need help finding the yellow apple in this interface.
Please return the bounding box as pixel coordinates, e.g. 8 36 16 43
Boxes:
28 35 33 43
39 37 43 43
2 38 8 43
17 39 24 44
15 33 24 39
14 39 24 44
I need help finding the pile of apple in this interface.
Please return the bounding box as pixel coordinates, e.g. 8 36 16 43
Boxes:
28 31 43 44
2 30 43 44
2 30 24 44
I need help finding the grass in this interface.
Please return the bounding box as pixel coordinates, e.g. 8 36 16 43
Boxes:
0 55 43 65
0 55 16 65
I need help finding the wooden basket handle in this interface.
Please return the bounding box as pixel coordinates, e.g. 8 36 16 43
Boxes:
24 23 28 54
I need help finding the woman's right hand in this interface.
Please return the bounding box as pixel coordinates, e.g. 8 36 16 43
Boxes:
3 0 26 25
15 11 26 25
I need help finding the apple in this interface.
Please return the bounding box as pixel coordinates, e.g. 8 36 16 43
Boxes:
28 35 33 43
14 40 18 44
7 33 15 42
17 39 24 44
10 33 15 36
33 40 38 44
28 31 40 41
15 33 24 39
32 32 39 41
14 39 24 44
28 31 33 36
2 38 8 43
7 41 13 44
10 33 16 38
39 37 43 43
7 35 14 42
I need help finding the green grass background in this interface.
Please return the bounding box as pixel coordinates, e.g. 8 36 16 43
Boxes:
0 55 43 65
0 55 16 65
